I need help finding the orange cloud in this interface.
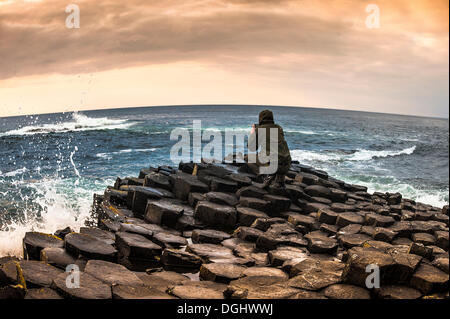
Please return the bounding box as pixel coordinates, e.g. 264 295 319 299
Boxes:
0 0 448 117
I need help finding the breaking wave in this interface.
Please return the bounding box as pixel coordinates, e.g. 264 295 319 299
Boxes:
330 173 449 208
96 148 158 159
3 167 28 177
285 129 317 135
291 145 448 208
350 146 416 161
0 176 109 257
0 113 136 137
0 106 447 256
291 146 416 163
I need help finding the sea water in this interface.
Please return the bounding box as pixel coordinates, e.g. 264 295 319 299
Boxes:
0 105 448 255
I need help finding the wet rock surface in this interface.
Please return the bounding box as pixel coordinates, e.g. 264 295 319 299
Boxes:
2 161 448 299
23 232 64 260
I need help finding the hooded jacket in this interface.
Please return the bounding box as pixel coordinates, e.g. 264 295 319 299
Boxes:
249 109 291 165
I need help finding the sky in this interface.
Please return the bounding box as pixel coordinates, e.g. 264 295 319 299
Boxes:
0 0 448 118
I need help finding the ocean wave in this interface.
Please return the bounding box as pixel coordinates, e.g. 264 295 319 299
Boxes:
3 167 28 177
291 146 416 163
400 137 420 142
202 127 322 136
177 127 327 136
350 146 416 161
0 113 136 137
285 130 344 136
285 129 317 135
96 148 157 159
0 176 111 257
179 126 250 133
288 145 447 206
331 173 449 208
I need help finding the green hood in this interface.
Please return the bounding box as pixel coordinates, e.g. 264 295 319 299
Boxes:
259 109 274 125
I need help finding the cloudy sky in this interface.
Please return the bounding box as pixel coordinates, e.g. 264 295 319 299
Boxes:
0 0 448 118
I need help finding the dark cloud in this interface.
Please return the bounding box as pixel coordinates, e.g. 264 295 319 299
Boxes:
0 0 351 79
1 0 446 80
0 0 447 117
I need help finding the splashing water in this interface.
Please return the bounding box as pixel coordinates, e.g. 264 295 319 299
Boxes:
0 106 448 256
70 146 81 186
0 177 106 257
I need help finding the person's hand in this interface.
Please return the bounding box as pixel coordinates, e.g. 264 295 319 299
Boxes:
250 124 256 135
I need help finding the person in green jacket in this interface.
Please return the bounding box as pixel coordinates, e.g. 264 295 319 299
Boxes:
246 109 292 188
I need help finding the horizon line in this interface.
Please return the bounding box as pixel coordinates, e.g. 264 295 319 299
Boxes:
0 104 448 121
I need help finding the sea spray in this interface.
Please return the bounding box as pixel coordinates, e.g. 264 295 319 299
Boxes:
0 177 107 257
1 106 448 256
70 146 81 179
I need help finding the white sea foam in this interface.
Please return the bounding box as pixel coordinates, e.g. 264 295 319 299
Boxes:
290 145 448 208
0 113 136 137
285 129 317 135
349 146 416 161
117 148 157 153
95 153 112 159
3 167 28 177
339 175 449 208
0 177 110 257
179 126 250 134
96 148 157 160
291 150 341 162
291 146 416 163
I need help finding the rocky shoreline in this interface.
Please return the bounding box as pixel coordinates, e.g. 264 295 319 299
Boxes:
1 159 448 299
